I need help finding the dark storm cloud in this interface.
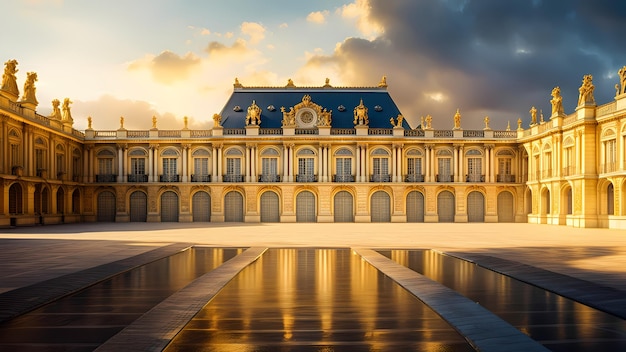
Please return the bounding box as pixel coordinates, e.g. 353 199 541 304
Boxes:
320 0 626 129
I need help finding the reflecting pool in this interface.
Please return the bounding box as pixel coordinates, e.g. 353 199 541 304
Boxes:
165 248 474 352
0 247 242 352
379 249 626 352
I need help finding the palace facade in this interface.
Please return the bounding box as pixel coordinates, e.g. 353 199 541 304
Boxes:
2 60 626 229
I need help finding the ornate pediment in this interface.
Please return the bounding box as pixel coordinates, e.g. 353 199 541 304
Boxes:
281 95 332 128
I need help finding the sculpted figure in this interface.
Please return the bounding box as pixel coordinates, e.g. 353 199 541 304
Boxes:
529 106 537 125
577 74 595 106
213 113 222 127
119 116 125 129
353 99 369 126
318 109 332 126
425 114 432 129
246 100 262 125
483 116 490 129
397 114 404 127
390 117 396 127
152 116 157 128
550 86 564 116
61 98 73 123
50 99 62 120
22 72 38 104
420 116 424 129
453 109 461 129
233 77 242 88
517 118 522 130
280 106 296 127
378 75 387 88
286 78 295 87
87 117 93 129
1 59 19 97
619 66 626 95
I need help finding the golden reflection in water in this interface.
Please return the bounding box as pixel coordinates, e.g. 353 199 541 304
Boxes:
316 249 335 338
278 249 296 340
350 251 378 342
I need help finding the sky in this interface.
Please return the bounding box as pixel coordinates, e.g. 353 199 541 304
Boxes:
2 0 626 131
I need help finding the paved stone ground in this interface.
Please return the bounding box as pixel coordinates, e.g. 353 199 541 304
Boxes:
0 222 624 350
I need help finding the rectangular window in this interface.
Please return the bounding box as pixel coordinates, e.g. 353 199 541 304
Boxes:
407 158 422 175
262 158 277 175
194 157 209 175
162 158 177 176
467 157 482 182
226 158 241 175
605 139 616 172
10 144 20 167
35 149 45 170
336 158 351 176
56 154 65 174
98 158 113 175
131 158 146 175
437 158 451 182
373 158 388 175
298 157 314 176
73 157 80 179
498 158 511 175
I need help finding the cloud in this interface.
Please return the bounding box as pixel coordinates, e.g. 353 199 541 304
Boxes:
69 95 211 131
279 23 288 29
301 0 626 129
241 21 266 45
307 10 330 24
338 0 382 38
128 50 201 84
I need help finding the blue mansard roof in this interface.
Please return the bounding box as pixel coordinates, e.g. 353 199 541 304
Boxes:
218 85 411 129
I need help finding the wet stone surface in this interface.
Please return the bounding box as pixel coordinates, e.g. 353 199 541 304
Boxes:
164 248 474 352
0 247 241 352
379 249 626 352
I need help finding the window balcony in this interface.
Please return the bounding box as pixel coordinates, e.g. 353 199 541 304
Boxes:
466 174 485 182
541 169 553 178
223 174 244 182
333 174 355 182
404 174 424 182
160 174 180 182
128 174 148 182
296 174 318 182
436 174 453 182
562 166 575 177
258 174 281 182
370 174 391 182
601 162 617 174
191 174 211 182
496 174 516 182
95 174 117 183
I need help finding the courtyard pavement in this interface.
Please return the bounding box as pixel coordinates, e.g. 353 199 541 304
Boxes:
0 222 624 350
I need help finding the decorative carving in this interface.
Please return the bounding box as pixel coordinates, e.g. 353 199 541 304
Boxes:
619 66 626 96
550 86 564 116
286 78 295 87
152 115 157 129
378 75 387 88
529 106 537 125
183 116 188 129
280 107 296 127
483 116 491 130
318 109 332 126
506 120 511 131
353 99 369 126
21 72 38 105
323 77 331 88
246 100 262 126
50 99 62 120
1 59 19 98
119 116 125 129
390 114 404 127
233 77 243 88
577 74 595 106
425 114 432 129
61 98 73 125
87 116 93 129
453 109 461 129
281 95 332 128
213 113 222 127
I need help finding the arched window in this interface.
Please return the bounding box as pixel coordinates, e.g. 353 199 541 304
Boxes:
192 148 211 182
224 148 243 182
128 148 147 182
260 148 280 182
371 148 390 182
334 148 353 182
296 148 316 182
160 148 179 182
405 149 423 182
96 149 116 182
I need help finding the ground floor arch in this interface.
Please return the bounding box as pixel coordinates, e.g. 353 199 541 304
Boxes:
72 189 80 214
97 191 116 222
8 183 23 215
192 191 211 222
370 191 391 222
56 188 65 215
406 191 424 222
296 191 316 222
224 191 244 222
160 191 179 222
497 191 514 222
260 191 280 222
467 191 485 222
437 190 455 222
130 191 147 222
334 191 354 222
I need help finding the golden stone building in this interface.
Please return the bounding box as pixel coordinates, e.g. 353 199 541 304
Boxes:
1 59 625 229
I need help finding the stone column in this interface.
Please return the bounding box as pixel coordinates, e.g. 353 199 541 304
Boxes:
459 145 464 182
252 144 257 181
212 145 218 182
318 145 323 182
355 145 361 182
148 145 153 182
217 144 223 182
182 144 189 182
283 144 288 183
245 145 251 182
490 146 495 183
117 145 123 182
122 145 128 182
288 144 294 182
